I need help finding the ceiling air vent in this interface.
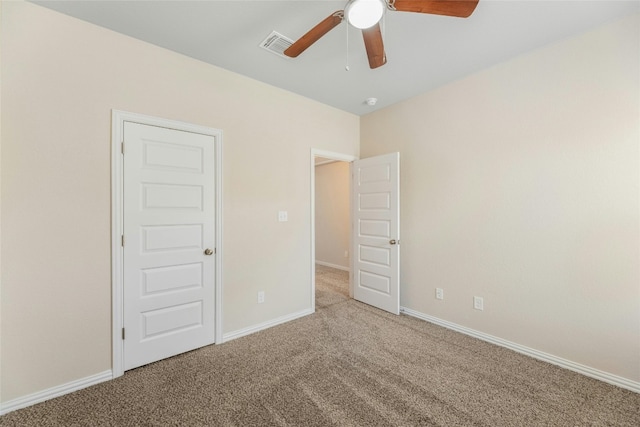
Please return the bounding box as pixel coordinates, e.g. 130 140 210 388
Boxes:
259 31 293 58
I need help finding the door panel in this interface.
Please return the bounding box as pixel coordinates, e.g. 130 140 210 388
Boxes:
352 153 400 314
123 122 215 370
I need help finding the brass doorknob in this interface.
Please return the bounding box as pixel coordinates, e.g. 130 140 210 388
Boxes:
204 248 214 256
389 239 397 245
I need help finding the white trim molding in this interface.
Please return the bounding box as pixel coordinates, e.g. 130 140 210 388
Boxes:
315 159 337 167
222 308 313 343
315 260 350 272
0 370 112 416
111 110 223 378
400 307 640 394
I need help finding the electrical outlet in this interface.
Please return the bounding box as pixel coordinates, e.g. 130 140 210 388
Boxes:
278 211 288 222
257 291 265 304
435 288 444 300
473 296 484 311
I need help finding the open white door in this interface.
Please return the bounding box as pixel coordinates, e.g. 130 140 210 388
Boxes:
352 152 400 315
123 122 216 370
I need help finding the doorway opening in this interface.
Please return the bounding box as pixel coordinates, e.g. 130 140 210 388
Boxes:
310 149 357 311
310 149 400 315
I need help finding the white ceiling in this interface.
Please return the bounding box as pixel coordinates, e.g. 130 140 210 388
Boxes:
33 0 639 116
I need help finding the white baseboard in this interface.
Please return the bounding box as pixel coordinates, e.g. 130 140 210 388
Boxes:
0 309 314 414
0 370 113 416
222 308 314 343
5 310 635 417
400 307 640 394
315 260 350 272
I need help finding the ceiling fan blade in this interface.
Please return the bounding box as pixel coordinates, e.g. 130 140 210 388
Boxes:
392 0 479 18
284 11 344 58
362 23 387 69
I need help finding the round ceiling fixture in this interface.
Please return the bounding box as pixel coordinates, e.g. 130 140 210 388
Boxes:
345 0 385 29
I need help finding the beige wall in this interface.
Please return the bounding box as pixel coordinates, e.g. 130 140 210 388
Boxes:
315 162 350 269
361 14 640 382
0 1 358 403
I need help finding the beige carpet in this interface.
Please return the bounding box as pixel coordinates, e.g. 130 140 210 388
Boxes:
1 265 638 426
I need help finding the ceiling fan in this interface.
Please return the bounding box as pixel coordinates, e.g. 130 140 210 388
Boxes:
284 0 479 69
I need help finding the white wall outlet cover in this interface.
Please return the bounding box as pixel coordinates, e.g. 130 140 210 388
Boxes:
278 211 288 222
474 296 484 310
435 288 444 300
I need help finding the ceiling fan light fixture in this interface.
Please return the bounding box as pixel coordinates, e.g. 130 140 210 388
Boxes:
345 0 385 29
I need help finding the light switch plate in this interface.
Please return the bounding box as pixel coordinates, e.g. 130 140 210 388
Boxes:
278 211 288 222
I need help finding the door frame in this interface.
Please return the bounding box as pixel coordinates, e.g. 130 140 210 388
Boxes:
310 149 357 310
111 110 223 378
